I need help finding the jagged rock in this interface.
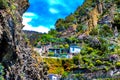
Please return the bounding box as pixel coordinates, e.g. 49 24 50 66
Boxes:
0 0 48 80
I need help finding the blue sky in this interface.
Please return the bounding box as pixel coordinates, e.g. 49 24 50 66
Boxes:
22 0 84 33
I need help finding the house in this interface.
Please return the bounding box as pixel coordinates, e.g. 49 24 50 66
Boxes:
48 74 61 80
49 48 68 54
69 44 81 54
35 43 52 55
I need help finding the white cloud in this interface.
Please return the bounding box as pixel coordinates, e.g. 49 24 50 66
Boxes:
23 12 39 19
22 13 49 33
23 24 49 33
23 12 35 16
49 8 59 14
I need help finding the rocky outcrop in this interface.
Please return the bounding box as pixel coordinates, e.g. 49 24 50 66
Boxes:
0 0 48 80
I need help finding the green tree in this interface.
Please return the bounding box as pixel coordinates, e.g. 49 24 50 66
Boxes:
48 29 57 37
55 18 65 31
59 44 64 48
65 14 75 23
64 44 69 49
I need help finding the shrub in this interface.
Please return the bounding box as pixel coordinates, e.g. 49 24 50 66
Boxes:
72 56 79 65
77 24 83 32
62 71 69 78
48 52 54 57
11 4 16 10
86 47 93 54
72 54 83 65
99 24 113 37
64 44 69 49
116 62 120 68
88 63 94 69
59 44 64 48
96 60 103 66
89 27 98 36
65 14 75 23
104 61 111 66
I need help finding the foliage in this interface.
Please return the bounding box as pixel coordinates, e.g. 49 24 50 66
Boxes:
48 52 54 57
65 14 75 23
0 63 4 80
113 13 120 30
72 55 80 65
48 29 58 37
99 24 113 37
75 0 95 17
89 27 98 36
62 71 69 78
116 62 120 68
55 18 65 32
0 0 8 9
82 25 88 31
39 34 54 44
11 4 16 10
114 0 120 8
104 61 111 66
43 58 64 74
64 44 69 49
59 44 64 48
96 60 103 66
62 59 73 71
76 24 83 32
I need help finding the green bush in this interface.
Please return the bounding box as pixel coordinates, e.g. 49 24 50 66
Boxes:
48 52 54 57
0 0 8 9
99 24 113 37
59 44 64 48
88 63 94 69
11 4 16 10
72 56 79 65
89 27 98 36
62 71 69 78
64 44 69 49
77 24 83 32
96 60 103 66
113 13 120 29
104 66 109 72
72 54 83 65
116 62 120 68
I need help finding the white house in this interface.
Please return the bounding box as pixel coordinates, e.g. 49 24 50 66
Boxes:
69 44 81 54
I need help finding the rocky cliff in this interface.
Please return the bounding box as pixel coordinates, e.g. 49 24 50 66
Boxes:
0 0 48 80
55 0 119 37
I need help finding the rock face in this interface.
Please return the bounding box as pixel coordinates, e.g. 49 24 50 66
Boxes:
0 0 48 80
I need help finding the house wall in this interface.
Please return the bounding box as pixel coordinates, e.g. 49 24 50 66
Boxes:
70 47 81 54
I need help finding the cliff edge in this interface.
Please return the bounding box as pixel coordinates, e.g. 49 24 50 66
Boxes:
0 0 48 80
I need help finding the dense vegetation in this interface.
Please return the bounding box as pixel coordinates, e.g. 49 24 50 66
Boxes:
24 0 120 79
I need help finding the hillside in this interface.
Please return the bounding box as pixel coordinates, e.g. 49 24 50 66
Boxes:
31 0 120 79
0 0 48 80
23 30 43 46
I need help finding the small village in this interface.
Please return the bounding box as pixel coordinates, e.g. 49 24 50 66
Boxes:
33 43 82 80
34 43 81 59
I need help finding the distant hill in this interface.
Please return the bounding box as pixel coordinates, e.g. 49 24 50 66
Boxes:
23 30 43 46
